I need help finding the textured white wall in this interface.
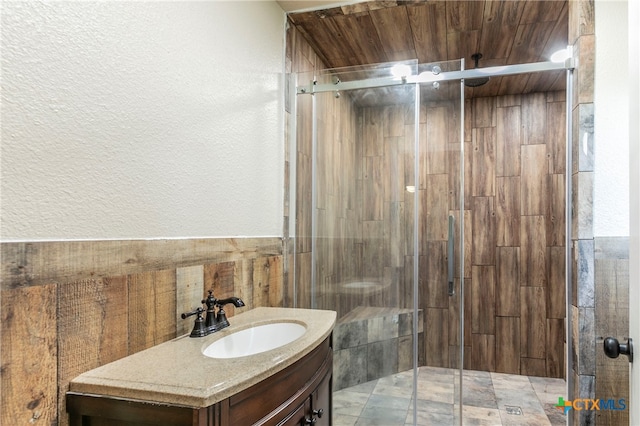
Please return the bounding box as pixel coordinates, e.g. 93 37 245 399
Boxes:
594 0 629 237
1 1 285 241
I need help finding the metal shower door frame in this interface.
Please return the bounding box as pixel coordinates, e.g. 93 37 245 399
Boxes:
296 59 573 95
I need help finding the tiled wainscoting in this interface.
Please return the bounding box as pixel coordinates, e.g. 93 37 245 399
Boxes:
1 238 285 426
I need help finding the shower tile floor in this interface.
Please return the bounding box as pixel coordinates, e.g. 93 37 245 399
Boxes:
333 366 567 426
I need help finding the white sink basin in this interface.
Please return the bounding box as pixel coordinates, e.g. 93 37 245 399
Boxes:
203 322 307 359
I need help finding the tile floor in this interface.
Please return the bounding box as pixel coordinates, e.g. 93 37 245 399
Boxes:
333 366 567 426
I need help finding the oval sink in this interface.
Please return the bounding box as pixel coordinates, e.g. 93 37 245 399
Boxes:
203 322 307 359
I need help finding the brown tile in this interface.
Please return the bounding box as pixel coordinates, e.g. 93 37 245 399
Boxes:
496 317 520 374
520 287 547 359
471 265 496 334
576 35 595 104
496 247 520 316
568 0 595 42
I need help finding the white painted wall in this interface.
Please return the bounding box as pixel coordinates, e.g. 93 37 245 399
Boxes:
1 1 285 241
594 0 629 237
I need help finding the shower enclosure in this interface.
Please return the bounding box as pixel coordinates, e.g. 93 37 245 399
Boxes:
288 58 571 425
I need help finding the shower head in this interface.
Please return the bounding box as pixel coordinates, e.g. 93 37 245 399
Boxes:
464 53 490 88
465 77 490 87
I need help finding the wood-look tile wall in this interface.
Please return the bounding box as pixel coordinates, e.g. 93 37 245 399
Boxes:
568 1 598 424
443 92 567 378
1 238 283 426
307 97 417 319
301 91 567 378
286 23 320 309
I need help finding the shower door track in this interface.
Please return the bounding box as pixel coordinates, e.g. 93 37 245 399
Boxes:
296 59 574 94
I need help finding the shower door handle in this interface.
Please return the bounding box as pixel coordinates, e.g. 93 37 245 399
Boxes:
447 215 455 296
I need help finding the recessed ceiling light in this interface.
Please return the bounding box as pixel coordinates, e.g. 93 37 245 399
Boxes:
390 64 412 78
550 47 571 63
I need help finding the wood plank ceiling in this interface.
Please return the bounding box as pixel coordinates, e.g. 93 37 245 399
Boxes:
285 0 568 98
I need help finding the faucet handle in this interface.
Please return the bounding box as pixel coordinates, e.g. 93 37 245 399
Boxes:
181 307 208 338
181 306 204 319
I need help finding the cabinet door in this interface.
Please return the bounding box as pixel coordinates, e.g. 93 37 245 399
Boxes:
311 372 331 426
278 400 310 426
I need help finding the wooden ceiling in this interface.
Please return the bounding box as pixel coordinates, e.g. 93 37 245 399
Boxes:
286 0 568 98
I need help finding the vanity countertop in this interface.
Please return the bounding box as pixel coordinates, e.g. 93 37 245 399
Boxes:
68 307 336 408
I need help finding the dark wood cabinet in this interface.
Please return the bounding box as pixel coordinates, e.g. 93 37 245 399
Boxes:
311 368 331 426
67 335 332 426
271 353 331 426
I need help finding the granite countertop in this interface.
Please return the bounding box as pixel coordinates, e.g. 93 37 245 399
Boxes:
69 307 336 408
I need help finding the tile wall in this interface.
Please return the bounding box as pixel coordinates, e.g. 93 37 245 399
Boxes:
568 0 597 425
333 307 424 390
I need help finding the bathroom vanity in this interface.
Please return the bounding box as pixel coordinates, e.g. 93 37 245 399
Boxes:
66 307 336 426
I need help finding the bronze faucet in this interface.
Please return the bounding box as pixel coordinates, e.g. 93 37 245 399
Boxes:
180 307 207 338
181 290 245 338
214 297 245 329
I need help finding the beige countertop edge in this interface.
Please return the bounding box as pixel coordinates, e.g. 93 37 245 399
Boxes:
68 307 337 408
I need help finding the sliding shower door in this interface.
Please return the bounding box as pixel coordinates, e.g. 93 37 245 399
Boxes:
414 60 466 426
291 59 465 425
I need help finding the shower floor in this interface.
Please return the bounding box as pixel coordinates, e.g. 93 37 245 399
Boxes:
333 366 566 426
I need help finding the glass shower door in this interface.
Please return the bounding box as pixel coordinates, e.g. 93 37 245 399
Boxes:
292 59 465 425
296 60 422 425
414 61 466 425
